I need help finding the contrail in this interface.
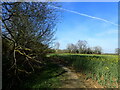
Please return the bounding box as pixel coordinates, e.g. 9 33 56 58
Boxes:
49 5 118 26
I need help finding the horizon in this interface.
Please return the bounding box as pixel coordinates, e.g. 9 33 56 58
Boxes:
52 2 118 53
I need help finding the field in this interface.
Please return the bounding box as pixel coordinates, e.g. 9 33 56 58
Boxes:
49 53 118 88
21 53 118 88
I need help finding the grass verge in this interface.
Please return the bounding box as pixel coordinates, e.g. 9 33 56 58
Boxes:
21 61 65 88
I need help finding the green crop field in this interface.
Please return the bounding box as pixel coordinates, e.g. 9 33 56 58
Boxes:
49 53 118 88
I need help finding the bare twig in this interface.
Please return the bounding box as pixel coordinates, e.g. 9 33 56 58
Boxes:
15 49 42 64
17 69 31 75
26 57 34 72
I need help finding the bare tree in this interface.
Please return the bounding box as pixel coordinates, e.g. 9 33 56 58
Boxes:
86 47 93 54
77 40 88 54
67 44 72 53
54 42 60 52
67 43 77 53
93 46 102 54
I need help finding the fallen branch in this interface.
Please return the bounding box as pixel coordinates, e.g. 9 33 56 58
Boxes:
17 69 31 75
15 49 42 64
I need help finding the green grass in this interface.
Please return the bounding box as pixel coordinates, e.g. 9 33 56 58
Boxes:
21 53 118 88
21 61 65 88
49 53 118 88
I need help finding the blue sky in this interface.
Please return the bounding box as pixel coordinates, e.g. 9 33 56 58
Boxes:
53 2 118 53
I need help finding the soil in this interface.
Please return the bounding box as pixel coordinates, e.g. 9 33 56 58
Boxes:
58 65 104 88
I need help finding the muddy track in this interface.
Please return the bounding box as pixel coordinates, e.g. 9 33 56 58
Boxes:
58 64 104 88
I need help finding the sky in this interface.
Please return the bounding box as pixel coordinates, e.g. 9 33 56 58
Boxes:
53 2 118 53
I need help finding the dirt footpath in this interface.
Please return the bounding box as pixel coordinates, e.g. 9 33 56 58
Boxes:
59 65 104 88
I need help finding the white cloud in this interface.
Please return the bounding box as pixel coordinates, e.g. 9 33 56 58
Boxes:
49 5 118 26
96 29 118 36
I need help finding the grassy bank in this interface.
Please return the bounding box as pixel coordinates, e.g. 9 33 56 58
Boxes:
21 60 65 88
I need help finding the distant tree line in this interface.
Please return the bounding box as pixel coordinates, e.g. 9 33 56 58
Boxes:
66 40 102 54
54 40 102 54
